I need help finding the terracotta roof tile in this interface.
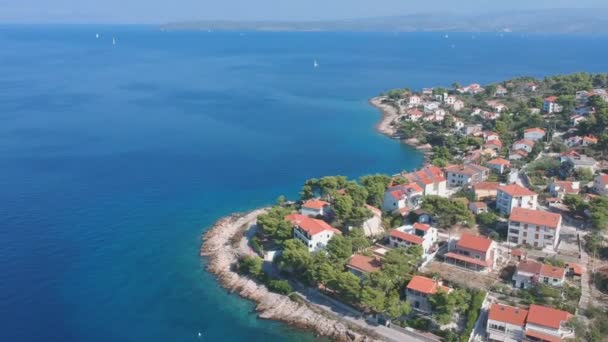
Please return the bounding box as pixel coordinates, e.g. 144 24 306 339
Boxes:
346 255 382 273
498 184 537 197
509 208 561 229
302 199 329 210
526 304 571 330
390 230 424 245
488 303 528 327
488 158 510 166
406 276 450 295
456 233 494 253
540 264 566 279
285 214 341 236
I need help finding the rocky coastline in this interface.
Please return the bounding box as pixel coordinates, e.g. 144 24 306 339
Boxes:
201 209 378 342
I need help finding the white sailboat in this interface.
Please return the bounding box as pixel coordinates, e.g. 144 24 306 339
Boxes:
313 60 319 68
96 33 100 39
112 37 117 45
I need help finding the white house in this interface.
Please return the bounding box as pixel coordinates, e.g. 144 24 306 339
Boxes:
408 95 422 106
361 204 383 237
300 199 330 217
512 139 535 153
509 150 528 160
487 158 511 174
583 136 598 146
423 102 440 113
402 165 448 197
407 108 424 121
453 99 465 111
512 260 566 289
548 181 580 199
453 119 465 130
382 183 424 213
463 124 483 136
444 164 490 187
565 136 583 148
389 223 438 255
523 128 546 142
285 214 342 252
570 114 586 126
487 303 574 342
487 303 528 342
560 152 598 173
444 95 456 105
497 184 538 215
525 305 574 341
593 174 608 196
445 233 496 272
469 202 488 215
543 96 562 113
406 276 451 314
483 131 500 142
507 208 561 249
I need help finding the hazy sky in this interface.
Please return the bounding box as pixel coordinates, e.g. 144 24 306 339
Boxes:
1 0 607 24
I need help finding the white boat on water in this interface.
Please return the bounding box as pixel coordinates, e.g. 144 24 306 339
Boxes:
112 37 116 45
313 60 319 68
96 33 100 39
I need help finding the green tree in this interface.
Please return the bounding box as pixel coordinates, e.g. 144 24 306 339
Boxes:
360 174 391 207
280 239 312 273
563 195 589 218
239 255 264 279
330 271 362 303
347 227 371 253
590 197 608 231
326 235 353 264
333 194 354 221
360 286 386 313
384 291 411 319
257 206 296 245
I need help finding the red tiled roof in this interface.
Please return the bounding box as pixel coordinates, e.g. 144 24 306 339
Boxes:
488 158 510 166
406 276 450 295
457 233 494 253
444 252 489 267
553 181 579 194
527 304 572 330
390 183 424 200
509 208 561 229
540 264 566 279
285 214 341 236
599 174 608 183
346 255 382 273
511 249 525 257
517 260 543 274
525 127 546 134
488 303 528 327
390 230 424 245
470 202 487 209
514 138 535 147
413 223 431 232
302 199 329 210
545 96 558 102
584 136 598 143
484 140 503 147
499 184 537 197
524 329 561 342
474 182 501 191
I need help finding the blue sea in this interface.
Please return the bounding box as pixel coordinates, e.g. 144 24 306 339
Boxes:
1 26 607 342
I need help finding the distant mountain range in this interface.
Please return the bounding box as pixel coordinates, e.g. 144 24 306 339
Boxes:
161 9 608 34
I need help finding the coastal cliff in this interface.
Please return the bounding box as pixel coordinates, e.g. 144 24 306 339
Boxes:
201 210 378 342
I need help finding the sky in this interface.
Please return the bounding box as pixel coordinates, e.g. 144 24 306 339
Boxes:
0 0 607 24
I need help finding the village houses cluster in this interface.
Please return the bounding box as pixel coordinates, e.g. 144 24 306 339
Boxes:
264 78 608 342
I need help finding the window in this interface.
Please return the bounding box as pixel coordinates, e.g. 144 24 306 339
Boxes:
489 323 505 332
535 234 539 239
523 232 527 237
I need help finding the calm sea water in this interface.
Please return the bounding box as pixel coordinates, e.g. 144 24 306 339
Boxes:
1 26 607 342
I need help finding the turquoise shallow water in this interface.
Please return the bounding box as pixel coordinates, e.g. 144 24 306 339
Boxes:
1 26 607 341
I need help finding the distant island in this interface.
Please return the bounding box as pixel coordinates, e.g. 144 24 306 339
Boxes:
203 72 608 341
163 9 608 34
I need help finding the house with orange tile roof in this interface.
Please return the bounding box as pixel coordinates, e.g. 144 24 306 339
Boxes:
469 202 488 215
300 199 330 217
507 208 561 249
497 184 538 215
444 233 496 271
487 158 511 174
285 214 341 252
512 139 535 153
582 135 598 146
405 275 451 313
402 165 448 197
512 259 566 289
444 164 490 187
509 149 528 161
543 96 562 113
525 304 574 341
473 182 501 200
524 128 546 142
389 223 438 255
346 254 382 279
548 181 580 199
484 139 503 151
382 183 424 213
487 303 574 342
487 303 528 342
593 173 608 196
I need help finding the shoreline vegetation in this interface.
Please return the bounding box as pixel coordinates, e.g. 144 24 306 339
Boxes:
201 210 378 341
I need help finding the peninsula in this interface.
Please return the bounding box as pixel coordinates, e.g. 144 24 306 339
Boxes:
202 72 608 341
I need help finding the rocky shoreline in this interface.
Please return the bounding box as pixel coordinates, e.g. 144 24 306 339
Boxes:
201 210 378 342
369 97 433 155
